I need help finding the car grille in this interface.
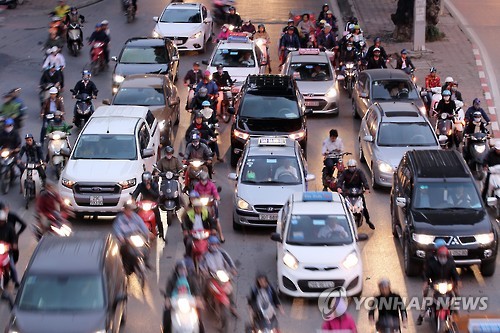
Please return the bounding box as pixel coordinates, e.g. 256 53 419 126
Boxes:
434 235 477 246
74 183 121 195
297 279 345 293
305 98 328 111
304 266 338 271
254 205 282 213
166 37 188 45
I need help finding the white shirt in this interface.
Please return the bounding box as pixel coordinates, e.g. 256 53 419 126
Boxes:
43 53 66 70
322 137 344 155
193 214 204 230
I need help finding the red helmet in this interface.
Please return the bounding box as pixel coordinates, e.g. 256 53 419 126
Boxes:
437 246 449 256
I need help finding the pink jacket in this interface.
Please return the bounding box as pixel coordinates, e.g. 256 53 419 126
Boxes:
217 29 230 41
194 181 220 200
321 314 357 332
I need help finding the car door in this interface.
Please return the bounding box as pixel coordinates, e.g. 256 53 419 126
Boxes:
353 72 367 116
138 119 157 171
362 108 378 168
276 201 290 263
167 42 179 81
201 5 212 41
395 163 411 233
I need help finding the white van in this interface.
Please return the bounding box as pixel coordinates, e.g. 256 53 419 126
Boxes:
58 106 160 215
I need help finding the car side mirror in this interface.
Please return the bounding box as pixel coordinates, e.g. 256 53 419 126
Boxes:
396 197 407 208
363 135 374 142
102 99 111 105
270 232 282 242
305 109 313 116
486 197 497 207
113 293 127 309
1 291 14 310
227 173 238 181
201 60 209 65
60 147 71 157
360 92 368 98
111 56 118 62
357 233 369 242
305 173 315 182
142 148 155 158
227 107 235 115
153 16 159 22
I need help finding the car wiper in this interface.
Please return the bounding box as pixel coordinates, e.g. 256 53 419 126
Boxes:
241 180 262 184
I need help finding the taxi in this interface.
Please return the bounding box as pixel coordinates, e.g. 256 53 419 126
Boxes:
227 137 315 230
281 48 339 114
271 191 364 297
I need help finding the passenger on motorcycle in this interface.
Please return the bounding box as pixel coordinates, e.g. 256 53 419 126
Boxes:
163 260 205 333
395 49 415 73
321 297 357 332
200 100 218 127
0 118 21 151
322 129 344 178
449 81 463 101
337 159 375 230
434 89 456 117
366 47 387 69
194 171 224 242
64 7 85 47
40 88 65 144
481 140 500 201
19 134 46 184
0 210 20 288
181 195 217 254
226 6 242 27
465 98 490 124
42 46 66 71
248 272 284 330
132 171 164 240
317 24 336 51
424 67 441 109
46 110 72 135
40 65 64 92
195 71 218 107
369 279 408 330
323 10 337 30
217 24 231 42
1 92 24 129
366 37 388 61
241 19 256 35
317 3 330 23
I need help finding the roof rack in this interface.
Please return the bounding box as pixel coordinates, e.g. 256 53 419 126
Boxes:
246 75 293 90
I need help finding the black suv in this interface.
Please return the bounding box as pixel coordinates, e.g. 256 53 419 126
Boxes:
229 74 311 167
391 149 498 277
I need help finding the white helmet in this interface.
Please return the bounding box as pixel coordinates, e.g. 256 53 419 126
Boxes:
444 76 454 83
49 87 59 94
347 159 357 167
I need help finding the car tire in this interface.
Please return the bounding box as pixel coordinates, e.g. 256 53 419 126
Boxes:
480 260 496 277
370 163 380 189
359 141 365 163
390 201 399 238
230 148 239 168
199 35 206 54
232 217 242 231
352 99 360 119
403 238 420 277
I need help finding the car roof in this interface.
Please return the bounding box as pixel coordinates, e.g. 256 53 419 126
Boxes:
84 116 140 135
289 192 347 215
247 137 297 156
124 37 168 47
408 150 470 178
166 2 201 9
289 52 329 63
28 233 111 274
216 40 253 50
118 74 165 88
374 102 425 122
92 105 151 119
363 69 411 80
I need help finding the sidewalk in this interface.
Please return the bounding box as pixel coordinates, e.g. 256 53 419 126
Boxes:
338 0 499 137
0 0 102 14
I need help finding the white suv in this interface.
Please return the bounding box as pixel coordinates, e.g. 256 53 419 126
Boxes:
59 106 160 216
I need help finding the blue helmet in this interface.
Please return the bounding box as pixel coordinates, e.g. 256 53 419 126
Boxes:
4 118 14 126
208 236 220 245
189 190 200 198
191 132 201 142
442 90 451 96
202 100 211 107
434 239 447 249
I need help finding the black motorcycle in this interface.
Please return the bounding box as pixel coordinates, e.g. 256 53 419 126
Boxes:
125 0 136 23
155 167 183 226
464 131 489 180
341 62 357 98
435 112 454 149
70 90 94 129
0 147 19 194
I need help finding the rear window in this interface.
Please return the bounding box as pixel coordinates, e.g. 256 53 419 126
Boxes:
120 46 169 64
289 62 332 81
371 80 419 100
240 94 300 119
211 48 258 68
113 87 165 106
377 123 437 146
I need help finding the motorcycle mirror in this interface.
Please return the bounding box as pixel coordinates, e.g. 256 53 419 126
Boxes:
111 56 118 62
336 74 345 81
357 233 369 241
217 186 222 193
360 92 368 98
142 148 155 158
172 55 179 61
227 173 238 181
486 197 497 207
0 291 14 310
67 125 73 130
363 135 374 142
201 60 209 65
178 152 185 158
60 147 71 157
305 174 315 182
102 99 111 105
395 197 406 208
270 232 282 242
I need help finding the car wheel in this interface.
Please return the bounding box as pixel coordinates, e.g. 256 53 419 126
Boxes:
199 35 206 54
230 148 239 168
359 140 365 163
390 200 398 238
480 260 496 277
352 99 360 119
232 216 242 231
370 163 380 189
403 238 420 276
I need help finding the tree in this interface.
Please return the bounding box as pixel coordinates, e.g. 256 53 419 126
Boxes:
391 0 442 41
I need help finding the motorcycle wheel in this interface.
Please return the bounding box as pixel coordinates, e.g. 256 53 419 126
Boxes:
216 302 229 333
91 60 100 76
221 102 231 123
71 42 78 57
348 79 354 98
436 316 447 333
1 170 11 194
355 214 363 228
136 260 146 289
127 9 134 23
166 210 175 226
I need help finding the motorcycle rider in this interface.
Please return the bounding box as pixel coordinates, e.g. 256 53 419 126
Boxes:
181 194 217 255
481 140 500 201
1 92 24 129
188 87 212 112
465 98 491 124
369 279 408 330
199 100 218 128
321 297 357 332
19 134 46 185
156 146 184 210
185 112 220 160
184 61 203 86
366 37 388 61
322 129 345 186
212 64 232 93
0 118 21 151
282 18 299 36
366 47 387 69
241 19 256 35
0 210 20 288
279 26 301 67
434 89 456 117
449 81 463 101
337 159 375 230
0 202 27 264
317 24 337 51
248 272 284 330
226 6 242 27
395 49 415 73
195 71 218 109
40 64 64 94
216 24 231 42
72 70 98 122
194 171 224 242
132 171 164 241
40 87 65 144
162 260 205 333
34 181 67 234
424 67 441 110
64 7 85 48
53 0 70 18
101 20 111 37
339 41 360 74
297 13 316 47
88 23 110 65
42 46 66 71
44 31 64 52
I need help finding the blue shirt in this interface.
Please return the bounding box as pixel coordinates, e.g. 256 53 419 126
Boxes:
465 106 490 123
113 211 149 240
196 80 218 96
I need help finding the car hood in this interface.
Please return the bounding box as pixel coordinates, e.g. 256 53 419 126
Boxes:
237 183 304 205
114 63 170 77
63 159 140 182
237 117 302 134
412 209 492 235
296 80 334 95
12 310 106 333
155 23 202 37
285 243 357 265
208 66 257 83
375 145 439 170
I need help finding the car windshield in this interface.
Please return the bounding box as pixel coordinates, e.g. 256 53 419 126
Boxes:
371 80 419 100
18 274 105 311
119 46 169 64
160 8 201 23
113 87 165 106
241 156 302 185
286 214 353 245
240 94 300 119
377 123 437 146
211 48 258 68
413 182 482 210
289 62 332 81
73 134 137 160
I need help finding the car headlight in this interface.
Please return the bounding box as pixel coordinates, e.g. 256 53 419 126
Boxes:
476 233 494 245
288 129 306 140
325 86 338 98
377 161 393 174
94 330 106 333
412 233 435 245
283 251 298 270
190 31 202 39
63 198 72 206
237 197 252 211
342 251 359 269
233 129 250 140
119 178 136 189
113 74 125 84
61 177 76 189
152 30 161 38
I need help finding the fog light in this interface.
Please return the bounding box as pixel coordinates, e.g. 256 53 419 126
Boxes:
416 250 426 258
194 44 201 48
484 249 493 258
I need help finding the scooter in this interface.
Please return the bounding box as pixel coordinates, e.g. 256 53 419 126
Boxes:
424 280 456 333
156 169 183 227
436 112 454 149
205 269 232 333
184 159 209 193
255 38 269 74
20 162 44 209
453 101 465 146
123 234 149 289
218 82 235 123
125 0 136 23
136 200 158 236
464 131 489 180
33 211 72 241
246 288 279 333
170 294 201 333
90 41 106 75
212 0 235 24
486 164 500 218
344 187 364 228
67 23 82 57
71 91 94 129
337 62 357 98
45 118 72 180
186 83 196 111
322 152 351 191
421 86 442 114
0 147 19 194
0 242 11 290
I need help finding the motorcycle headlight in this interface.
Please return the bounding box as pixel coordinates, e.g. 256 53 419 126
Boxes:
346 63 354 69
377 161 393 174
412 233 435 245
190 31 202 39
476 232 494 245
325 86 338 98
141 202 153 211
52 133 61 140
130 235 145 247
474 145 486 154
152 30 161 38
288 129 306 140
200 197 209 206
190 160 203 168
159 120 166 130
1 150 9 158
113 74 125 84
236 197 252 211
342 251 359 269
441 113 448 120
61 177 76 189
216 270 230 283
177 297 191 313
119 178 136 189
0 243 9 255
283 251 299 270
435 282 453 294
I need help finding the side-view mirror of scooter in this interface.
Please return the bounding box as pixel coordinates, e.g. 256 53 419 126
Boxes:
60 147 71 157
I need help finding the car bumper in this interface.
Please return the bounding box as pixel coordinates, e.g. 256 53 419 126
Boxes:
157 34 205 51
410 240 498 266
233 209 278 227
277 262 363 297
373 168 394 187
304 95 339 114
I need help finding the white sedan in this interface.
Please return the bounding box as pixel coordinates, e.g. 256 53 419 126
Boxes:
153 2 213 53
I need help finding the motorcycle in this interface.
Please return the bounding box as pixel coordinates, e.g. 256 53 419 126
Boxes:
246 288 279 333
486 164 500 218
340 62 357 98
0 242 11 290
136 200 158 236
435 112 454 149
212 0 235 24
255 38 269 74
345 187 364 228
45 119 72 180
280 47 297 64
191 229 210 273
20 162 44 209
125 0 136 23
375 315 401 333
33 211 72 241
90 41 106 75
156 169 183 227
453 101 465 146
205 269 232 333
420 86 442 114
123 234 149 289
322 152 351 192
219 83 235 123
71 91 94 129
464 131 489 180
186 83 196 111
170 293 201 333
67 23 82 57
0 147 19 194
184 159 209 193
427 280 456 333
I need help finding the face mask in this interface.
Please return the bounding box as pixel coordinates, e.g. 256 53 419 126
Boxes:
192 141 200 148
5 126 13 133
474 117 481 123
443 96 450 101
83 78 89 82
451 86 457 92
348 167 356 173
71 11 76 14
438 256 447 265
166 154 173 159
201 179 208 185
347 47 352 51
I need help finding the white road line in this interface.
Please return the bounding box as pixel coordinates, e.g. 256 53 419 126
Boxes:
485 92 492 100
489 107 496 115
492 122 499 131
473 49 480 55
479 71 486 78
476 59 483 66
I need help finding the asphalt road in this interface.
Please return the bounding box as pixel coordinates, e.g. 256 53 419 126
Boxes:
0 0 499 332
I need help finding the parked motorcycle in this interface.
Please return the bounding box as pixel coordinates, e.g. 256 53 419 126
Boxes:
436 112 454 149
20 162 44 209
205 269 232 333
0 147 19 194
136 200 158 236
70 91 94 129
464 131 489 180
345 187 364 228
90 41 106 75
0 242 11 290
125 0 136 23
33 211 72 241
322 152 351 191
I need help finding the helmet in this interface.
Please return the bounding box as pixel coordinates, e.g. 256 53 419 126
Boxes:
82 70 91 77
287 18 294 23
199 171 209 181
25 133 34 139
401 49 408 54
222 23 230 29
50 46 59 53
198 87 208 98
437 246 449 256
473 111 482 118
193 61 200 66
0 210 6 221
434 239 447 249
347 159 357 167
189 190 200 198
194 111 203 119
164 146 174 154
353 24 360 30
473 98 481 105
49 87 58 94
191 132 201 142
319 19 326 25
202 100 211 107
101 20 109 25
142 171 153 183
208 236 220 245
258 24 265 29
442 90 451 96
216 64 224 70
95 23 102 28
228 6 235 11
4 118 14 126
374 36 381 43
373 47 380 52
378 278 390 288
444 76 454 83
70 6 77 10
430 67 437 73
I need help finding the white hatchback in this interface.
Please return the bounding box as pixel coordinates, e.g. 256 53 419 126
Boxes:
153 2 213 53
271 191 365 297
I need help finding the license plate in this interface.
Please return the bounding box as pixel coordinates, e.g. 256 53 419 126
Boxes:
308 281 335 288
259 213 278 221
305 101 319 106
449 249 468 256
174 39 183 45
90 195 103 206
